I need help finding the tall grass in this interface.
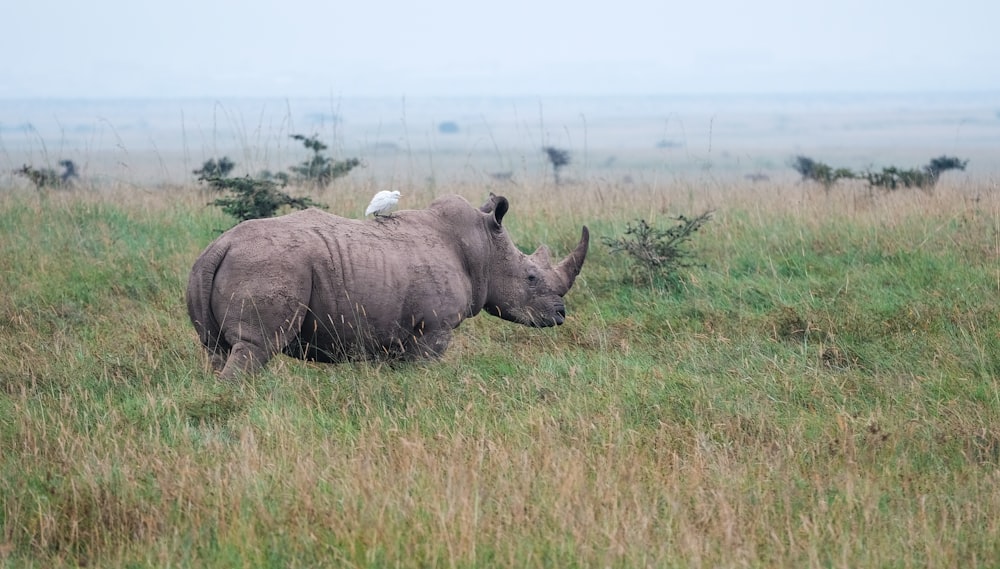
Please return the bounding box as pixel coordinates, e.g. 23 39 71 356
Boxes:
1 177 999 567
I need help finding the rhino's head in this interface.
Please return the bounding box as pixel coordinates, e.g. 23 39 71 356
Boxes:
478 194 589 327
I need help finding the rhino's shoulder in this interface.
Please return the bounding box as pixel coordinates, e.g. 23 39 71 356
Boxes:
427 194 473 213
424 194 487 227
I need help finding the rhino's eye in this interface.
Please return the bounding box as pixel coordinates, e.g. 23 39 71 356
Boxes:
527 273 539 285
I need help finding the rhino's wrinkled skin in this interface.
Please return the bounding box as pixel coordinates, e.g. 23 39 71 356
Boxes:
186 194 589 379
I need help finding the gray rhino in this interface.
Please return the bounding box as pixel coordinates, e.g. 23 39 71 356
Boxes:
186 193 589 379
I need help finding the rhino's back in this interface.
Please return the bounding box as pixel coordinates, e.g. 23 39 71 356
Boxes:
224 207 351 241
225 207 449 247
211 206 476 316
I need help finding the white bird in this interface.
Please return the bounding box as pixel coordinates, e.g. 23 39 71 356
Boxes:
365 190 401 218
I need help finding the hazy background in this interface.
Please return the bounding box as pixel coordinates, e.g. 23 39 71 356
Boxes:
1 0 998 185
4 0 999 97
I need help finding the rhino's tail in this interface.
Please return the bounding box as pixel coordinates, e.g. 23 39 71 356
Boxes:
186 237 231 367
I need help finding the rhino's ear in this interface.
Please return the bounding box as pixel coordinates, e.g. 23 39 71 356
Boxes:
479 192 497 213
479 192 498 213
480 194 509 229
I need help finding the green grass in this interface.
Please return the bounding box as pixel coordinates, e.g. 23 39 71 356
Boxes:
1 180 999 567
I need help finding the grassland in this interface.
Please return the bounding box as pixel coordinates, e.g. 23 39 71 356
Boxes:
1 175 999 568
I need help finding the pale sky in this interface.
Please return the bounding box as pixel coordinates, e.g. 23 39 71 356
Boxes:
2 0 998 99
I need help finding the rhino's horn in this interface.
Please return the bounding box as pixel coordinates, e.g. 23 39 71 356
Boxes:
554 226 590 293
531 244 551 265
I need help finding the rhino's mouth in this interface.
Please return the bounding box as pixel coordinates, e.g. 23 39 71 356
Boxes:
531 304 566 327
485 303 566 327
552 305 566 325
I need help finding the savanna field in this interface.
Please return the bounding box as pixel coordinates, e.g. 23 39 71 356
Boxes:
1 169 998 568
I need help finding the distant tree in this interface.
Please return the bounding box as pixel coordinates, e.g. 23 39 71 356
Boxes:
14 160 78 190
924 155 968 183
257 169 291 186
543 146 571 185
790 155 820 181
792 154 969 192
193 157 235 179
59 160 79 184
438 121 460 134
288 134 362 189
790 155 855 191
861 155 968 191
14 164 59 190
859 166 931 191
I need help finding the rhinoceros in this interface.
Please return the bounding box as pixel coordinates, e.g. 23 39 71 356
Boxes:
186 193 589 379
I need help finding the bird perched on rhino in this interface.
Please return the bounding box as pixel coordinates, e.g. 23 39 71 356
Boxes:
365 190 401 218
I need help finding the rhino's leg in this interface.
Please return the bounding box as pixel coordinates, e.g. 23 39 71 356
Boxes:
196 329 231 374
209 350 229 374
407 328 453 360
219 341 270 380
214 294 307 380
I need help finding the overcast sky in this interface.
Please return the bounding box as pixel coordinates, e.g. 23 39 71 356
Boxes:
2 0 998 99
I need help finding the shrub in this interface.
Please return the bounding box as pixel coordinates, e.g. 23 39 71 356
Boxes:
603 211 713 287
201 175 325 222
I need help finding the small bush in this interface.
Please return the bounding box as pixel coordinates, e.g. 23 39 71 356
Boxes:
603 211 713 287
201 175 325 222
